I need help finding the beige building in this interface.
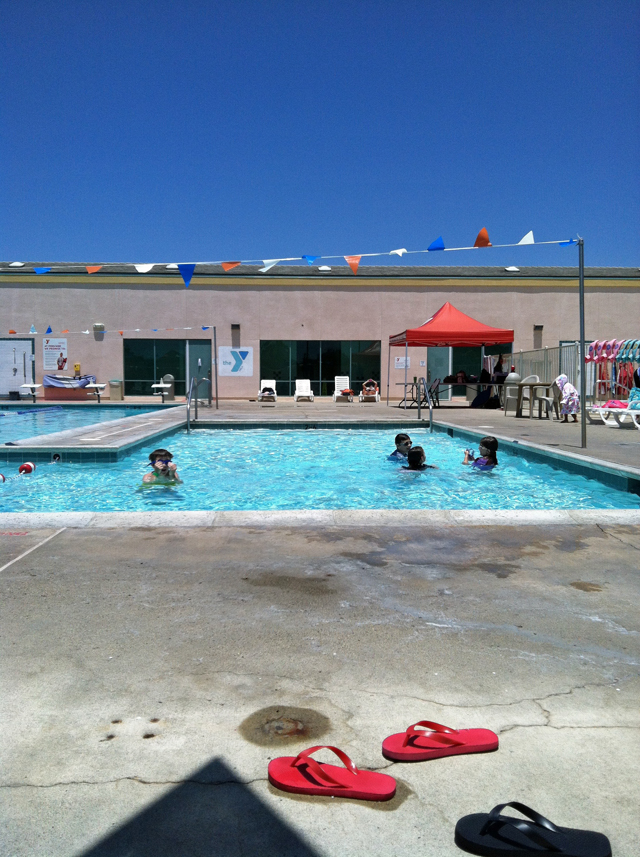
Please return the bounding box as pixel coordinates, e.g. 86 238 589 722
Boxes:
1 264 638 399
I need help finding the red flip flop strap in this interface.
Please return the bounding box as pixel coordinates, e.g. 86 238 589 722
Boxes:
292 745 358 785
403 721 463 748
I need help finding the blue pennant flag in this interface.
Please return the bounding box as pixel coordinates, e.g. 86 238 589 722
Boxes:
34 267 52 274
559 239 577 246
45 326 52 334
29 324 37 333
302 255 319 265
202 326 210 331
427 236 445 251
178 263 196 288
152 329 158 332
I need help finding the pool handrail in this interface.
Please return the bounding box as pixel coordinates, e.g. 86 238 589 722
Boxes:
187 376 195 433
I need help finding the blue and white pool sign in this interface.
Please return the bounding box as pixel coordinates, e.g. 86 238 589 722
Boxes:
218 346 253 376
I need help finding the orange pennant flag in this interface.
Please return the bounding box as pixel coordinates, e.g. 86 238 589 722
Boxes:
86 265 103 274
221 262 241 272
9 329 17 334
345 255 361 275
61 329 69 333
474 228 491 248
119 331 124 336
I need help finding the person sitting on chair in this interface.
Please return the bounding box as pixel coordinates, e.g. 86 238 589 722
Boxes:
362 379 378 394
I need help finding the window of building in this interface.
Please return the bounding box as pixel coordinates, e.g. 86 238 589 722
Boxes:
259 340 381 396
123 339 211 396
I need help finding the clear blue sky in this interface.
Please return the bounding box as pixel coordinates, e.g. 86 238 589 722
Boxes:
2 0 639 268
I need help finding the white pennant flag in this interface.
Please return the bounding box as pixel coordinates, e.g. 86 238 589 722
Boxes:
134 264 154 273
390 248 407 256
260 259 280 273
518 231 534 245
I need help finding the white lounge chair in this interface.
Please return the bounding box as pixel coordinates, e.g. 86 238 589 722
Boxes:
359 380 380 402
333 376 353 402
257 380 277 404
587 406 640 429
294 379 314 402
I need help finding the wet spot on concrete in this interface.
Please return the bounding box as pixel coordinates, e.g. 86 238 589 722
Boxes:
267 776 412 810
341 550 388 567
476 561 519 578
239 706 330 746
571 581 603 592
247 574 336 595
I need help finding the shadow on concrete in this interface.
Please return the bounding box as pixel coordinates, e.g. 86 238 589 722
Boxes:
78 758 319 857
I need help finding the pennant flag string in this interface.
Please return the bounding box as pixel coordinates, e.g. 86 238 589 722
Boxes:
1 231 578 280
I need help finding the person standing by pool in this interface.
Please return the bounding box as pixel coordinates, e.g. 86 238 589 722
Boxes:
463 436 499 471
143 448 182 484
388 433 412 460
555 374 580 423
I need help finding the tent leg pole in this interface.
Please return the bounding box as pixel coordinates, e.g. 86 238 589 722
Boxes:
386 343 391 406
404 343 408 410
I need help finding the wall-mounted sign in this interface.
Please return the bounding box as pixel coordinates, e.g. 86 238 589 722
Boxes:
394 355 410 370
43 338 68 371
218 346 253 376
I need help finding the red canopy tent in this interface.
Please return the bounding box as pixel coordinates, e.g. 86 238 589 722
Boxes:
387 302 514 404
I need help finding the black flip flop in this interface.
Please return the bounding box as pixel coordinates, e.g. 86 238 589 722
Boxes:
454 801 611 856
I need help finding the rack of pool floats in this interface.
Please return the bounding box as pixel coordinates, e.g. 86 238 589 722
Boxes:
587 338 640 400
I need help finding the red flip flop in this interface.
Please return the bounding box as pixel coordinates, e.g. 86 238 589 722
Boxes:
382 720 498 762
268 745 396 801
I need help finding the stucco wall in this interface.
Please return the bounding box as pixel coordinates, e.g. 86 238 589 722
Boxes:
1 272 638 397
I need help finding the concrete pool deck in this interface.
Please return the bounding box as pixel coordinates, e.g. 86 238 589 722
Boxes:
1 521 639 856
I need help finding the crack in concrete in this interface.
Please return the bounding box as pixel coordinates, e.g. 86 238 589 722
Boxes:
498 724 640 734
1 776 269 790
596 523 640 551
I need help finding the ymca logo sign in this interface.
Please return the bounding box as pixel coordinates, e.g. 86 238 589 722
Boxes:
218 346 253 377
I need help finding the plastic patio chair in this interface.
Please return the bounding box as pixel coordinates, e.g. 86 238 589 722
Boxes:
536 382 560 419
257 379 277 404
333 376 352 402
294 379 314 402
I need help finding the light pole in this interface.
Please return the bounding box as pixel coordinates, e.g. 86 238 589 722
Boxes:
577 237 587 448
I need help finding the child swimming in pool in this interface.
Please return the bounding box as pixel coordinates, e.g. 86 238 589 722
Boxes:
388 433 412 460
143 448 182 484
402 445 437 471
463 436 498 471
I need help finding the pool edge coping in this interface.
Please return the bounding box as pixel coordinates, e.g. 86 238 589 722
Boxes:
1 509 639 528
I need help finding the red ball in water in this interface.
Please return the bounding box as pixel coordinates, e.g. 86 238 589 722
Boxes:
0 473 5 483
18 462 36 475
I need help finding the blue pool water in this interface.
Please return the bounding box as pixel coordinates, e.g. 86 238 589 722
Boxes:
0 428 637 511
0 406 156 445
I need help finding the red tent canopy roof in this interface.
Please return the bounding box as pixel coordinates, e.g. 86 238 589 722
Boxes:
389 301 514 347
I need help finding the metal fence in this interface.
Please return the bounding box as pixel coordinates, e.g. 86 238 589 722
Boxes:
513 343 597 401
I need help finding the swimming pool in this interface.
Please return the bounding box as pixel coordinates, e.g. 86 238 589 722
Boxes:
0 405 157 445
0 428 637 512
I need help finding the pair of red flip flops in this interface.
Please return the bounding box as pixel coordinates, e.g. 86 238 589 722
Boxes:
268 719 499 802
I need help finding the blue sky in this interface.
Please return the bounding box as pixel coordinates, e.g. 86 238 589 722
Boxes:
2 0 638 267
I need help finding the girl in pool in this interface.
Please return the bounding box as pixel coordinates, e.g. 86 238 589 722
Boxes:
143 448 182 484
402 445 437 471
463 436 498 471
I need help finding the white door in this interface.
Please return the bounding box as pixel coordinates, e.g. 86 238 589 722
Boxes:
0 339 33 396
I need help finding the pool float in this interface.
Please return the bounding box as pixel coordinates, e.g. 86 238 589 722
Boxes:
609 339 623 361
603 339 617 361
594 340 607 363
585 340 599 363
18 462 36 474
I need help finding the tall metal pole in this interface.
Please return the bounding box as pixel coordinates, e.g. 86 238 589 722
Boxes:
578 237 587 448
386 342 391 406
404 342 408 410
213 326 219 410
